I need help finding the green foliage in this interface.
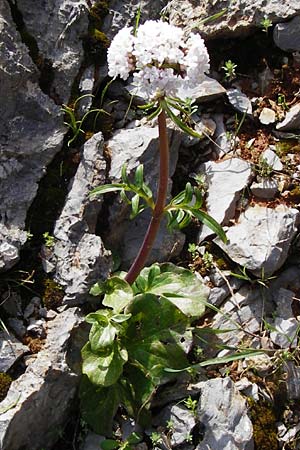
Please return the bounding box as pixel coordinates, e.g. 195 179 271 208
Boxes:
0 373 12 402
230 266 276 288
255 156 274 178
80 263 209 435
222 60 237 81
90 164 155 219
150 431 163 445
90 166 227 242
101 432 142 450
62 94 110 147
188 243 200 260
43 231 55 248
165 182 227 242
183 396 198 416
260 17 273 33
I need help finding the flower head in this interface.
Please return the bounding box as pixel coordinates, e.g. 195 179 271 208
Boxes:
107 20 210 101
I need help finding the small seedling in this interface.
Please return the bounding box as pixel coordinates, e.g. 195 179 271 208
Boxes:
202 251 213 269
150 431 163 446
183 396 198 416
184 433 193 444
222 60 237 81
260 17 273 33
43 232 55 248
166 420 175 432
188 243 200 260
277 93 289 111
255 157 274 178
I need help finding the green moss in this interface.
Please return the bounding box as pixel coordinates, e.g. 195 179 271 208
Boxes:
275 141 299 157
92 29 110 48
0 373 12 402
247 398 278 450
89 1 110 21
83 0 110 65
288 186 300 202
43 279 64 310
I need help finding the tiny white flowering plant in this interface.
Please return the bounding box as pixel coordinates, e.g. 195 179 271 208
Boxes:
80 20 227 435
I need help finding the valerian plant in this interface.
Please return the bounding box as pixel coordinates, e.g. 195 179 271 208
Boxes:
80 20 227 434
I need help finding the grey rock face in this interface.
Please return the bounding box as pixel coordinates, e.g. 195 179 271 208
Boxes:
270 288 299 348
103 0 167 39
0 0 65 271
106 124 185 269
250 177 279 199
197 377 254 450
155 404 196 446
169 0 300 39
216 205 300 277
227 88 252 114
206 285 266 352
198 158 252 241
0 332 28 372
52 133 112 304
260 147 283 171
17 0 90 103
273 15 300 52
0 308 84 450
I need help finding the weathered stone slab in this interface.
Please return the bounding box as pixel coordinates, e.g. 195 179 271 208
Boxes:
0 0 65 271
273 15 300 52
52 133 112 304
276 103 300 131
198 158 252 241
168 0 300 39
103 0 167 39
17 0 90 103
0 308 85 450
0 332 28 372
216 205 300 276
196 377 254 450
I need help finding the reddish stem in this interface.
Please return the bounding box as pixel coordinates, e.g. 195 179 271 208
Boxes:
125 109 169 285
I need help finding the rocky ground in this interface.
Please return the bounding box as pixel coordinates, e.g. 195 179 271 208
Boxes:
1 1 300 449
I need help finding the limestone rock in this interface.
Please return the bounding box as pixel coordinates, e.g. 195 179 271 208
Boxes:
0 308 85 450
103 0 167 39
198 158 252 242
168 0 300 39
250 177 279 199
106 125 185 269
0 332 28 372
260 147 283 171
154 404 196 446
273 15 300 52
259 107 276 125
270 288 299 348
177 76 226 103
17 0 90 103
276 103 300 131
205 285 267 353
196 377 254 450
216 205 300 277
227 88 252 114
0 0 65 271
53 133 112 304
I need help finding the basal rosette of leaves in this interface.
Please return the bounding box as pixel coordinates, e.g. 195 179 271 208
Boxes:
80 263 209 435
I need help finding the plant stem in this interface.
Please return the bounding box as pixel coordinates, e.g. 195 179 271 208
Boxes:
125 109 169 284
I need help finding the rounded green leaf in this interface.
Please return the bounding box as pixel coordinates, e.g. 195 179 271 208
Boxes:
82 342 128 387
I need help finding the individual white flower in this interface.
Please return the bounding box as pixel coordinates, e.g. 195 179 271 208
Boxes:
107 27 134 80
107 20 210 100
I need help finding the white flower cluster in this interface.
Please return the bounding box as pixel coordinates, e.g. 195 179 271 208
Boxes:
107 20 210 100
